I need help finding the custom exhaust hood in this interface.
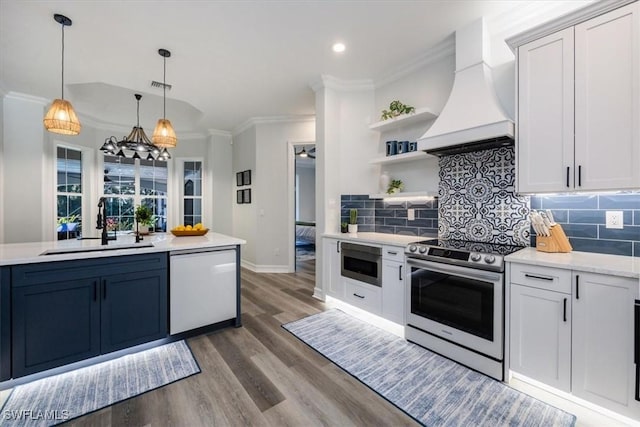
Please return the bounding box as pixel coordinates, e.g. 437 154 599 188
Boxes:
418 18 514 156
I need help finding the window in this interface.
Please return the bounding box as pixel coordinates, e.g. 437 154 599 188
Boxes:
56 147 82 240
103 156 167 232
183 161 202 226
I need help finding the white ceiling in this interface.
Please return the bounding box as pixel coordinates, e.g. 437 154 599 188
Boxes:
0 0 591 134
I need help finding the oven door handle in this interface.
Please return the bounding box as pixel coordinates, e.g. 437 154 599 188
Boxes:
406 258 502 282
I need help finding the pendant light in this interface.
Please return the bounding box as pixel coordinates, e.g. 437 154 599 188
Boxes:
152 48 177 148
43 14 81 135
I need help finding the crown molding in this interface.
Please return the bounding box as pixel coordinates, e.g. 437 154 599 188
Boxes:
506 0 635 50
309 75 375 93
374 35 455 89
232 114 315 136
4 91 48 105
207 128 232 138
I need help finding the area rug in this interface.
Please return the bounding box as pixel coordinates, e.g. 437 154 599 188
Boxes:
283 309 576 427
0 340 200 426
296 245 316 262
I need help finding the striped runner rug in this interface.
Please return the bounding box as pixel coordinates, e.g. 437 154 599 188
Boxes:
0 340 200 426
283 309 576 427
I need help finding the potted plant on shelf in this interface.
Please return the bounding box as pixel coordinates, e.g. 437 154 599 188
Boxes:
134 205 155 235
380 100 415 121
341 222 348 233
387 179 404 194
348 209 358 234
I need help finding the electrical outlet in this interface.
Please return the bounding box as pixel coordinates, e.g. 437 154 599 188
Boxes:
606 211 624 229
408 209 415 221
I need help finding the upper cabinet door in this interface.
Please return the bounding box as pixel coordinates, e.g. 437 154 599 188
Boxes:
575 2 640 191
517 28 575 193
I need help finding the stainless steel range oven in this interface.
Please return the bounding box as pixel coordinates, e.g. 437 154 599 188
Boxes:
404 239 524 380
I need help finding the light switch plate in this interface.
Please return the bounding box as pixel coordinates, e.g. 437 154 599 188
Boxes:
408 209 415 221
606 211 624 229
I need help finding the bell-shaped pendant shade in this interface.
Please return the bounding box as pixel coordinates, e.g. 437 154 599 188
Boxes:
152 118 177 148
43 98 81 135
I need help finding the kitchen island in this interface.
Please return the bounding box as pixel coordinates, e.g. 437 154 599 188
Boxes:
0 232 245 383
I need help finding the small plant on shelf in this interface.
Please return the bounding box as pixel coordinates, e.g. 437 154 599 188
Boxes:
348 209 358 234
349 209 358 224
380 100 415 121
387 179 404 194
341 222 348 233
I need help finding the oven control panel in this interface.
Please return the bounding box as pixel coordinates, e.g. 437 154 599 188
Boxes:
406 240 506 272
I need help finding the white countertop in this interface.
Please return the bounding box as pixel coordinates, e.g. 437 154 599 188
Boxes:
323 232 434 247
0 232 246 266
505 247 640 279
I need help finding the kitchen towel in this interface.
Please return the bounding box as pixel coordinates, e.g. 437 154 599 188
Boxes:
0 340 200 426
283 309 576 427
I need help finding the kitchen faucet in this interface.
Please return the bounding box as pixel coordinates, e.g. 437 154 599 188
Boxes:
96 197 116 245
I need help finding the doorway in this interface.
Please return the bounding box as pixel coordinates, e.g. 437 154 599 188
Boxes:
289 142 316 272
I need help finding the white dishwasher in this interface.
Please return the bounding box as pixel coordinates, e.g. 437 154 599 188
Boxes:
169 247 238 335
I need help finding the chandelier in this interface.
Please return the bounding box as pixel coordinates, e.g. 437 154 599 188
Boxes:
100 94 170 161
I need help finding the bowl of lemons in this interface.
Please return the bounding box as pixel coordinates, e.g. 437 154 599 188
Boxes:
170 223 209 236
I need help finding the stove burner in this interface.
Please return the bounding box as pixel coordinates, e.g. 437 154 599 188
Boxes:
406 239 525 272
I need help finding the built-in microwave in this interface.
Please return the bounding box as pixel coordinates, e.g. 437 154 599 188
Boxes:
340 242 382 287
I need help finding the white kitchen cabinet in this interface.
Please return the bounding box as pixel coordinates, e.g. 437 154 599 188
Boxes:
382 254 405 324
510 284 571 392
516 2 639 193
508 260 640 419
517 28 574 193
574 3 640 191
572 271 640 418
323 237 344 298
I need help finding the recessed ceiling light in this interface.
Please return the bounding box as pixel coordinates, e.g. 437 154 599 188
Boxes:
332 42 346 53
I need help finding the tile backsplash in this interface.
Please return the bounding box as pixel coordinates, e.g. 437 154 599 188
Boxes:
340 195 438 237
340 147 640 258
438 146 530 246
531 193 640 257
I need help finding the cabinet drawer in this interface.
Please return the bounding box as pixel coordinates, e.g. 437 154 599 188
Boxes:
344 279 382 315
382 245 404 262
510 263 571 293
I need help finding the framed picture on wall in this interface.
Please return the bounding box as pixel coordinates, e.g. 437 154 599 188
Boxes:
242 189 252 204
236 190 244 204
236 172 243 186
243 170 251 186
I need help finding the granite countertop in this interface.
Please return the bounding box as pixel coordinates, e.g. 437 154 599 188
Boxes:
0 232 246 266
323 232 434 247
506 247 640 279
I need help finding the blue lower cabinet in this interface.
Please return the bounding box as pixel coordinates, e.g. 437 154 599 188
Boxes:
12 278 101 378
11 254 168 379
101 270 167 354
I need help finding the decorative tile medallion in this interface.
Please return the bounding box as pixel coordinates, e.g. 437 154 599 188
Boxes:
438 146 530 246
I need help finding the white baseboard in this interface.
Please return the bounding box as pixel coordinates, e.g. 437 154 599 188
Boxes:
312 288 325 301
240 259 291 273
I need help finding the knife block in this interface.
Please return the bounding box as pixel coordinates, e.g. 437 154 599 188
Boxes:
536 224 572 253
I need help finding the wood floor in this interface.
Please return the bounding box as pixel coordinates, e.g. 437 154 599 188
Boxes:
67 260 418 426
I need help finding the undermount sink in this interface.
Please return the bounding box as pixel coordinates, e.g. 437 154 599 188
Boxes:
40 242 154 256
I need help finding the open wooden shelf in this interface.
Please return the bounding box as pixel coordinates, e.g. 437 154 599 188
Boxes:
369 150 434 165
368 191 438 199
369 107 438 132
